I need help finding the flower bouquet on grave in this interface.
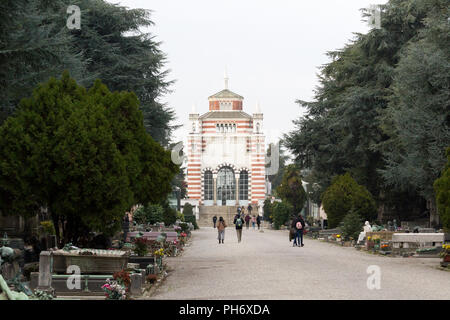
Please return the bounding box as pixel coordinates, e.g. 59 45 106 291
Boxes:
179 232 187 245
113 270 131 290
372 235 381 251
102 279 127 300
441 244 450 262
133 237 148 257
154 248 165 268
366 236 375 250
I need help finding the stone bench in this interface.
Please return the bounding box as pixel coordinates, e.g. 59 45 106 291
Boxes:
391 233 444 253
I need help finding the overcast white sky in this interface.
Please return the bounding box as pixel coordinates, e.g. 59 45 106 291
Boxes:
112 0 388 147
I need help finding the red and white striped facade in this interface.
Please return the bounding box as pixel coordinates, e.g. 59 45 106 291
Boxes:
187 83 266 206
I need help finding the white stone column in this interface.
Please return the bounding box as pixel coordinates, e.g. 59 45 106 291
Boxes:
213 175 217 205
235 175 240 205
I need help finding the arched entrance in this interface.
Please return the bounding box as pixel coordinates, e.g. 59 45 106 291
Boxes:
216 166 235 206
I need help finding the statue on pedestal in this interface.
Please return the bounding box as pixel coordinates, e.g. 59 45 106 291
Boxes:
357 221 372 244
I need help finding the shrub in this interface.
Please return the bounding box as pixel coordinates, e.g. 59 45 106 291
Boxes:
179 222 189 233
184 214 199 230
163 206 178 226
322 173 376 228
133 204 164 225
132 206 147 225
341 210 363 241
183 203 193 216
276 164 307 214
177 211 185 222
183 203 198 229
263 199 273 222
40 220 55 235
272 201 292 230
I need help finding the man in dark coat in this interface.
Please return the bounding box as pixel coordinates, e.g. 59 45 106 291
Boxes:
212 216 217 228
233 213 244 243
256 215 261 230
291 214 305 247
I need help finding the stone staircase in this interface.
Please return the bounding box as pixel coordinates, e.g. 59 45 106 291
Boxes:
198 206 239 227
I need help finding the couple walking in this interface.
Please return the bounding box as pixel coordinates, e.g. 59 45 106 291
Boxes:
291 213 305 247
215 214 245 244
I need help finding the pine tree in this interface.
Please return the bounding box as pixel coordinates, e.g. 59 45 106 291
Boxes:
0 72 178 244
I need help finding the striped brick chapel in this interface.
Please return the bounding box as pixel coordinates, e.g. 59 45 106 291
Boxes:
187 76 266 224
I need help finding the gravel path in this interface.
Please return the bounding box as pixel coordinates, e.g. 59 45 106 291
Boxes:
149 226 450 300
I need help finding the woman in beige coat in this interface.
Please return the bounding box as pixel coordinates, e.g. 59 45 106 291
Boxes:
217 216 227 244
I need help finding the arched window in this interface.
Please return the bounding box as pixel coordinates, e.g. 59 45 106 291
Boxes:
217 167 235 203
233 124 236 132
239 171 248 200
204 171 213 201
216 124 219 132
256 123 260 133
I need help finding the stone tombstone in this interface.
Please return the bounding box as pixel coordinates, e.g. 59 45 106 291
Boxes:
1 261 20 281
130 273 143 296
37 251 53 290
29 272 39 290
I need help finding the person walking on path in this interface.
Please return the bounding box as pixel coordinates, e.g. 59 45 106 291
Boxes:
256 215 261 230
212 215 217 228
245 213 251 229
247 204 253 216
234 213 244 243
291 214 305 247
251 215 256 230
217 217 227 244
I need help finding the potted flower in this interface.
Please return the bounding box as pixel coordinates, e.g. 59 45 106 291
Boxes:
133 237 148 257
102 279 127 300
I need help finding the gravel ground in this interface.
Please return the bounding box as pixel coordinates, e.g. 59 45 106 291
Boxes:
148 226 450 300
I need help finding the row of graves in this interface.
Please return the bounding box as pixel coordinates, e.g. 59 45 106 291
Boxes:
306 220 450 270
0 220 194 300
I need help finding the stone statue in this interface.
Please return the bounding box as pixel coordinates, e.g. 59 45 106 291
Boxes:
357 221 372 244
387 220 394 231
